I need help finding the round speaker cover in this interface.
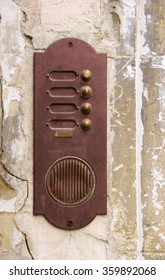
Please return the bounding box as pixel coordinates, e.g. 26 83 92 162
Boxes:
46 156 95 205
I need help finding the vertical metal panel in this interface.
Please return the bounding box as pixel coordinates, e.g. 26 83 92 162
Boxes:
34 38 107 229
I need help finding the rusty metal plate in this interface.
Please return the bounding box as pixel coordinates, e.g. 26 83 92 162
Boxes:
34 38 107 230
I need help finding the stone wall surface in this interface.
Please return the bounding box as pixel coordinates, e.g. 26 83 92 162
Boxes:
0 0 165 259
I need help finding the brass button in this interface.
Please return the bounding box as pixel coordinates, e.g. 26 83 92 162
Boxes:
81 119 92 130
81 103 92 114
79 86 92 99
81 70 92 81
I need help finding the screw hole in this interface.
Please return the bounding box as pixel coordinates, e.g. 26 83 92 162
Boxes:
68 41 73 47
67 220 73 227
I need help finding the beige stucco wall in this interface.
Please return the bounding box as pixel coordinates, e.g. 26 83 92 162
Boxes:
0 0 165 259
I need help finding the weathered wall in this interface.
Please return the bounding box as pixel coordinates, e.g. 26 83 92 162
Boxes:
0 0 165 259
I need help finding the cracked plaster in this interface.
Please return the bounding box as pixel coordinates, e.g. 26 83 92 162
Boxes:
0 0 165 260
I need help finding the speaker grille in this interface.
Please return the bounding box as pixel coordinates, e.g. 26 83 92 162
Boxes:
46 157 95 205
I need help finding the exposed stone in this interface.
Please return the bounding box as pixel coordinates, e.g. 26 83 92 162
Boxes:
15 0 41 38
109 57 136 258
2 53 33 180
1 0 165 260
143 253 165 260
0 213 30 259
0 163 27 212
144 0 165 55
101 0 136 56
0 0 25 54
141 57 165 254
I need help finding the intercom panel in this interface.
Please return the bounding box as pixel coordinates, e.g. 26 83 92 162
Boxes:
34 38 107 229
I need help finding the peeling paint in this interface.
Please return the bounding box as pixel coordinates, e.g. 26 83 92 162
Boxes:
159 233 165 242
3 87 21 120
138 0 150 56
1 0 165 260
113 164 124 172
1 0 25 54
0 198 17 212
135 0 145 260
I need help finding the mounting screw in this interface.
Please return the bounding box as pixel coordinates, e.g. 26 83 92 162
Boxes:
68 41 73 47
67 220 73 227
